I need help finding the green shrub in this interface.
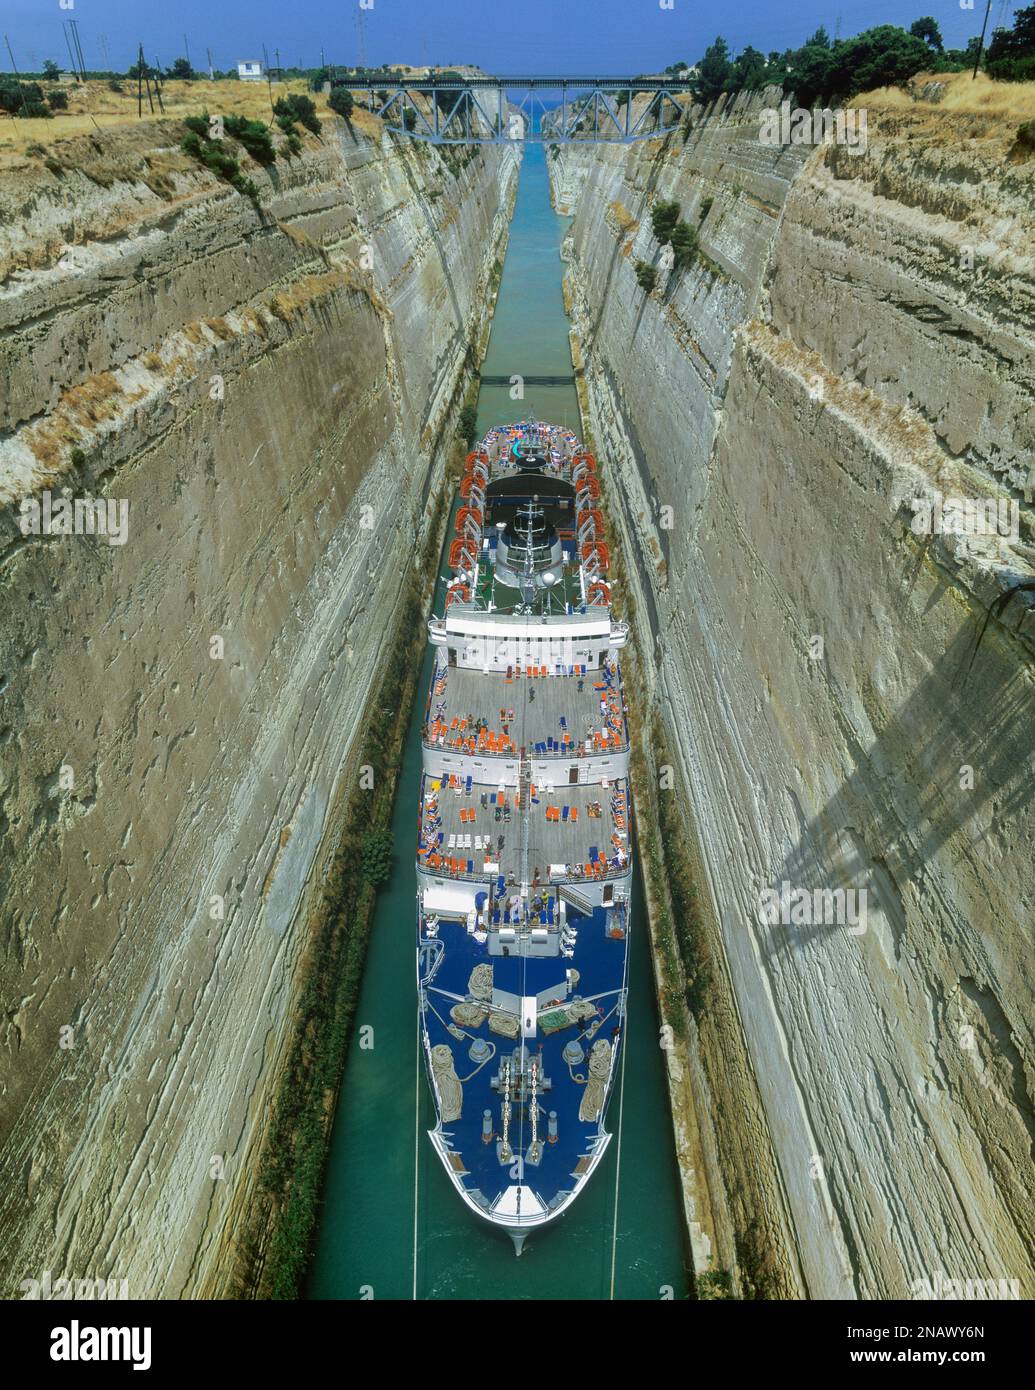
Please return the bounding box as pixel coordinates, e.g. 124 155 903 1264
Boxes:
223 114 277 164
634 260 658 292
273 93 321 135
403 107 417 131
650 199 680 245
360 828 394 886
47 88 69 110
328 87 354 119
698 195 713 221
670 219 698 269
457 403 479 443
20 101 53 119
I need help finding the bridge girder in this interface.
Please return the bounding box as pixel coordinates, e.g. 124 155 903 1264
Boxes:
334 76 693 144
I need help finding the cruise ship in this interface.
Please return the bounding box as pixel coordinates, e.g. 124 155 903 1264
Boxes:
416 420 633 1253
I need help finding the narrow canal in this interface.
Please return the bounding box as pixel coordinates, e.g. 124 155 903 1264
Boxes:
307 142 691 1301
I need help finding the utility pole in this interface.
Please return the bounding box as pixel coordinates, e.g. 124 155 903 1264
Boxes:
4 34 20 77
973 0 993 78
207 48 214 80
68 18 87 79
184 34 192 69
62 24 80 82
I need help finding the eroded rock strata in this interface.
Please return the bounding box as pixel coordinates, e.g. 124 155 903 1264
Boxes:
554 87 1035 1299
0 117 518 1296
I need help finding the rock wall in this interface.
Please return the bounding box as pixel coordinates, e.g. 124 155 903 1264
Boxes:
554 88 1035 1298
0 116 519 1296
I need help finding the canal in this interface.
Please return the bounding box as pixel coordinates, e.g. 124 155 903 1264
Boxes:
307 142 691 1301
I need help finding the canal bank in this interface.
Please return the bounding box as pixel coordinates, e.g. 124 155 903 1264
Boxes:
307 143 691 1300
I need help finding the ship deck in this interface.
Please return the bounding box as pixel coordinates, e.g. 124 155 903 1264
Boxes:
421 900 628 1219
422 773 631 884
423 660 628 760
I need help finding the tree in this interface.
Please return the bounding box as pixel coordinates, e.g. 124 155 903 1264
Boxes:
168 57 194 80
457 404 478 443
986 5 1035 81
693 37 733 104
669 219 698 269
728 45 768 93
650 198 681 245
910 17 944 52
403 107 417 131
42 59 61 79
328 87 354 119
634 260 658 293
786 24 930 105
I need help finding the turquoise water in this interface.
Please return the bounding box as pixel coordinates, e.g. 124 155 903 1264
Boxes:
307 143 691 1302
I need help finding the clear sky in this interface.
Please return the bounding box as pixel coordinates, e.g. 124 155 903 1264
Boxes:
1 0 1012 76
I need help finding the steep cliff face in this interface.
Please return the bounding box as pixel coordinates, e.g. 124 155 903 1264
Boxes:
0 117 518 1296
554 86 1035 1298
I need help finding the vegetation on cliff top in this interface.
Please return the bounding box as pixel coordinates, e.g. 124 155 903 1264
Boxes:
685 7 1035 106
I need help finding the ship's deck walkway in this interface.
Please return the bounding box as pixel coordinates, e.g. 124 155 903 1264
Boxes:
423 659 628 760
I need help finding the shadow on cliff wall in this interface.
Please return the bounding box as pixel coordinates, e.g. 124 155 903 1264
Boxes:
759 616 1035 962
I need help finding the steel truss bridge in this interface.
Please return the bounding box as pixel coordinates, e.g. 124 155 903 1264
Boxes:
332 76 694 144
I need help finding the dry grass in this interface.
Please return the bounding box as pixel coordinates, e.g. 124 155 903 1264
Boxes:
862 69 1035 121
0 77 371 164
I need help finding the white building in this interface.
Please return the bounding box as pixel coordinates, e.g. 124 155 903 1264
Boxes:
237 60 263 82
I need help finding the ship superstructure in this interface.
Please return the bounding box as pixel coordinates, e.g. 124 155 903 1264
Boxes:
416 420 632 1253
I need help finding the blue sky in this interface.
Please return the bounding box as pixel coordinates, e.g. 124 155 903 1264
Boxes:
1 0 1012 75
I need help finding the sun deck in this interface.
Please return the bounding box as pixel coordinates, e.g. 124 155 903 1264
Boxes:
422 657 628 759
418 772 631 884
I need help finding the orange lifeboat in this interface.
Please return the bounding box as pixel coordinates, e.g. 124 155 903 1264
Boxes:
456 506 483 530
576 476 600 499
465 451 488 470
581 542 610 569
577 508 604 533
573 452 597 471
587 581 611 605
445 585 471 608
448 539 475 568
459 475 476 498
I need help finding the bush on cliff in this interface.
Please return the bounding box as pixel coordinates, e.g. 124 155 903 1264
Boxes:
670 219 699 270
328 87 354 120
222 114 277 165
650 199 681 245
634 260 658 293
360 829 394 886
457 403 479 443
274 93 322 136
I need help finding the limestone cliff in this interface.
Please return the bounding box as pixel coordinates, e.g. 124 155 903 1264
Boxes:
0 115 518 1296
554 84 1035 1298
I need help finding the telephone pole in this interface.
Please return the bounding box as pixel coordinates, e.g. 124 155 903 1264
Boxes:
973 0 993 78
4 34 20 77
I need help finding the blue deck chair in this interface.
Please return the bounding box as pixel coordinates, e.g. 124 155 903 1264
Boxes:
589 846 599 862
562 806 569 822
